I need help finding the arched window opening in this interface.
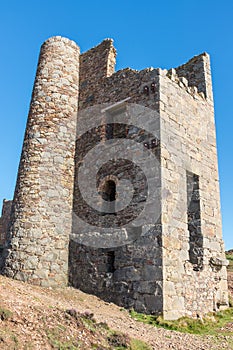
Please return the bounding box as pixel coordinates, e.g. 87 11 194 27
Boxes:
102 180 116 202
101 180 116 215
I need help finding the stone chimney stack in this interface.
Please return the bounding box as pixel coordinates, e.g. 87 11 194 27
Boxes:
4 36 80 287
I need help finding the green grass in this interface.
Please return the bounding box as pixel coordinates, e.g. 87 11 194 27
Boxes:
0 306 13 321
226 254 233 261
0 329 19 349
107 331 152 350
129 308 233 335
226 253 233 271
46 327 81 349
65 310 152 349
129 338 152 350
107 330 130 349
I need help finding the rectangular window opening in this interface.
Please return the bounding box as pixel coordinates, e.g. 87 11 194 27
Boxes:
106 251 116 273
186 171 203 271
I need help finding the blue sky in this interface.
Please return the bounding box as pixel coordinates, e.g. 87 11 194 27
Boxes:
0 0 232 248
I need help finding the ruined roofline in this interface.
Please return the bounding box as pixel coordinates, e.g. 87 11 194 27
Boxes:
1 35 227 319
175 52 209 69
167 52 213 100
80 38 212 101
43 36 211 95
80 38 117 80
81 38 116 56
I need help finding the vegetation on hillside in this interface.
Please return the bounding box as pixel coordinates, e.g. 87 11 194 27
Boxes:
0 304 151 349
226 250 233 272
130 308 233 336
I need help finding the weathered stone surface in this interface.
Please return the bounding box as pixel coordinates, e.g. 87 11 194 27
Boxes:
3 36 80 286
0 200 12 245
0 36 228 320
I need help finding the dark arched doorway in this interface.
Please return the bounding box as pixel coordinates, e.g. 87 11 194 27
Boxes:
101 180 116 215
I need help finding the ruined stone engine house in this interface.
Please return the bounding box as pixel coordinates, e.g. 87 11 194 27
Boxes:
0 36 229 320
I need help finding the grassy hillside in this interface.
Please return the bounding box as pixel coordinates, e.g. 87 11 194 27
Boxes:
0 269 233 349
226 250 233 272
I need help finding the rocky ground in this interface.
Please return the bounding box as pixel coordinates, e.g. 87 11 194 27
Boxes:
0 272 233 350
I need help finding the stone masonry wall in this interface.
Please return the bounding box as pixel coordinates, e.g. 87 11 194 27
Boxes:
3 37 80 287
0 200 12 245
70 41 228 318
1 36 228 319
175 53 213 101
70 41 164 314
160 55 228 319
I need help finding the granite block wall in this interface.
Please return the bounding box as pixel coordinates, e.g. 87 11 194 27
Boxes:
0 200 12 246
3 37 80 287
160 57 228 319
0 37 228 319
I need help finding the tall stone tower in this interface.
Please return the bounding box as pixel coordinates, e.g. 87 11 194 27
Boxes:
2 36 228 320
3 37 80 286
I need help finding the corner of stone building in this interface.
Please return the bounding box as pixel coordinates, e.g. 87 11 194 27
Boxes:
79 39 116 108
80 38 116 79
167 52 213 102
158 51 228 320
102 38 117 77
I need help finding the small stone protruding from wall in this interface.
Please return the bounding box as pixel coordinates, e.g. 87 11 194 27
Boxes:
179 76 188 87
167 68 178 82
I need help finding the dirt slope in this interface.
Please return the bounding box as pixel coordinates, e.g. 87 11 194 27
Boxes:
0 275 232 350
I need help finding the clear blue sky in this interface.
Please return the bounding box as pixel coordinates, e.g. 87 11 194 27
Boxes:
0 0 232 249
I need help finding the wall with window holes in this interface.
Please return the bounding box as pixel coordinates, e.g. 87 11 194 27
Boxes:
0 37 229 320
159 55 228 319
